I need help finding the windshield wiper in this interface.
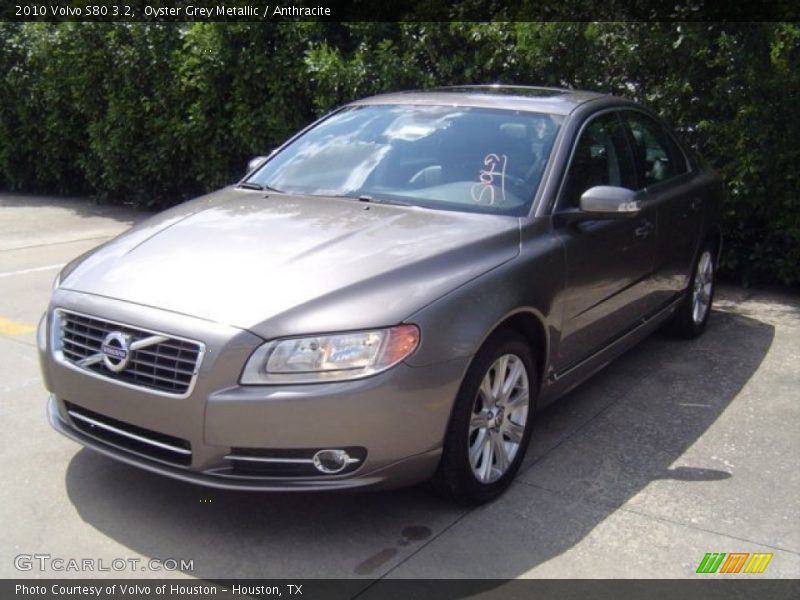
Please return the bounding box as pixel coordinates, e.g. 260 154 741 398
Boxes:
237 182 285 193
356 194 414 207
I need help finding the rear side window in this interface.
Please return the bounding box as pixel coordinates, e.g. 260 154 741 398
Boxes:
623 112 688 188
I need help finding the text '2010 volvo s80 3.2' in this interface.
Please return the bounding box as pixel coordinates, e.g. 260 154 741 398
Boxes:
39 86 723 504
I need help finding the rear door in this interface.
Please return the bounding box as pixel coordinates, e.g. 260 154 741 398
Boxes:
552 110 657 373
620 110 703 307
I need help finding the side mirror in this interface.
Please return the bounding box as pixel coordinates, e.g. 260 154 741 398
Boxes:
246 156 269 174
579 186 640 218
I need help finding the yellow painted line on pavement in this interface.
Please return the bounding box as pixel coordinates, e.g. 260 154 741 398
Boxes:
0 317 36 335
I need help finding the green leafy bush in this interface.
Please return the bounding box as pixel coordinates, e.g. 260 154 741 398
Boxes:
0 22 797 284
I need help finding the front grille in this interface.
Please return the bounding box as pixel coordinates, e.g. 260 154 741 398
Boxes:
56 310 203 396
64 401 192 466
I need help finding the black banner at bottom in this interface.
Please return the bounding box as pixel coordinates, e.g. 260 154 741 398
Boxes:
5 579 800 600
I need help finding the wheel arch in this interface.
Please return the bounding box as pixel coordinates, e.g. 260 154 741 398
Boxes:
481 308 549 399
492 310 549 388
430 307 551 447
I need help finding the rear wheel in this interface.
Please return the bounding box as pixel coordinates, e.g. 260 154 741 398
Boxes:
433 329 536 504
668 243 716 338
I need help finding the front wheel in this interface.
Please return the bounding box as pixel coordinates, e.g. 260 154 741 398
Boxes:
668 243 717 338
432 329 537 505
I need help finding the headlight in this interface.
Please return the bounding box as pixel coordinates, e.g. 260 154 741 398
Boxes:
240 324 420 384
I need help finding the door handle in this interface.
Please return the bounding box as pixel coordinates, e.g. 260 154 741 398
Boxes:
634 220 654 239
689 198 702 213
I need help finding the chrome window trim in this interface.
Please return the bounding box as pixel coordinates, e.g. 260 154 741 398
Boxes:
51 307 206 399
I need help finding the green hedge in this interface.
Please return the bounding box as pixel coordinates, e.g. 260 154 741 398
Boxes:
0 22 798 285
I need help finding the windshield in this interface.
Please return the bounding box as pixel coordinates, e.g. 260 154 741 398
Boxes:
247 104 563 216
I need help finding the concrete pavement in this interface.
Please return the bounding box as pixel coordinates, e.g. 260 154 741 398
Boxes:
1 192 798 581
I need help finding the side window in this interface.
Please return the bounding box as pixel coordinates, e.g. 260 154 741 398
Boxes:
662 131 690 176
623 112 687 188
560 112 636 209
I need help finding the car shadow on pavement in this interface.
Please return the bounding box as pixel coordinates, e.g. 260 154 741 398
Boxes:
64 309 774 584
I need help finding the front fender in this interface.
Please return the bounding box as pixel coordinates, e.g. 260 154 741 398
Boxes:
406 218 565 369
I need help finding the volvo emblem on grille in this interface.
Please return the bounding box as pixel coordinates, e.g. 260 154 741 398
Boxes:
101 331 132 373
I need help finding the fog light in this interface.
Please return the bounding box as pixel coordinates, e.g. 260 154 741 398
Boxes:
312 449 358 474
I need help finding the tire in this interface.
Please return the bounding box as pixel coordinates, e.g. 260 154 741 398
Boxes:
432 328 537 505
668 242 717 338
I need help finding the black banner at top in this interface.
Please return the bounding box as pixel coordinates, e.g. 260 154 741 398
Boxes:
1 0 799 22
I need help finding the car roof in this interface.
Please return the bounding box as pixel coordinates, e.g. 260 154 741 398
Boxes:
350 85 612 116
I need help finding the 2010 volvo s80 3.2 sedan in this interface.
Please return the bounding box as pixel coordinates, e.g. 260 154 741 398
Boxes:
39 86 723 504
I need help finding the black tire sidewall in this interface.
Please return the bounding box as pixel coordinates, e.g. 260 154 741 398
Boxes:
687 245 716 336
669 243 716 338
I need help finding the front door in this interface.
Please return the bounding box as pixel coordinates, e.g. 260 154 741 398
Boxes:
552 111 657 373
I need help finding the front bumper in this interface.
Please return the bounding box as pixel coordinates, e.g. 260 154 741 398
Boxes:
41 292 469 491
48 395 444 491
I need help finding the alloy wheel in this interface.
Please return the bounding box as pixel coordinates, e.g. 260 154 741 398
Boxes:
468 354 530 483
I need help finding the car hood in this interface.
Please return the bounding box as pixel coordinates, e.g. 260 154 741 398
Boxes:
60 188 520 338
